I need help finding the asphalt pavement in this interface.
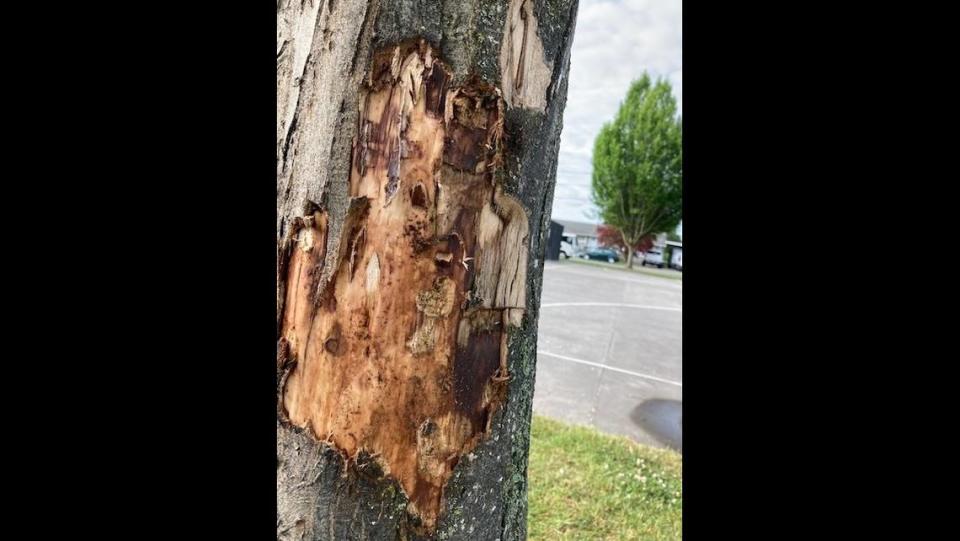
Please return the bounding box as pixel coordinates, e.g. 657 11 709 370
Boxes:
534 260 682 452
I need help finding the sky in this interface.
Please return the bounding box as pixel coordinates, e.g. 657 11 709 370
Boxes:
551 0 682 227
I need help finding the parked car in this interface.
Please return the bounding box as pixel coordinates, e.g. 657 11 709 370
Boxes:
580 248 620 263
641 249 664 268
560 240 575 259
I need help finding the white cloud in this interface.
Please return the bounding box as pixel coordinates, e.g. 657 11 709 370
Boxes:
551 0 682 222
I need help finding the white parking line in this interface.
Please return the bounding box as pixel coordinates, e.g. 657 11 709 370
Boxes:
544 265 682 288
541 302 681 312
537 350 683 387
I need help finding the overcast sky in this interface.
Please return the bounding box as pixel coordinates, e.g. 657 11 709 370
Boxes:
551 0 682 227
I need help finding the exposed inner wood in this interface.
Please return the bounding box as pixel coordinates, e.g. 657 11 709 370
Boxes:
499 0 553 111
279 41 529 531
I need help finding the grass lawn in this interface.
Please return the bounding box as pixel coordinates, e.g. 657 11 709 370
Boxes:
562 257 682 281
528 416 682 540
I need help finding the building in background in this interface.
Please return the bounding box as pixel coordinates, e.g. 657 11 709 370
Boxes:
544 220 564 260
665 240 682 270
553 219 600 253
653 232 667 248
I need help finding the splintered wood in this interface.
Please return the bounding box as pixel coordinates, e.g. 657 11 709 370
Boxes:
279 41 529 531
499 0 553 111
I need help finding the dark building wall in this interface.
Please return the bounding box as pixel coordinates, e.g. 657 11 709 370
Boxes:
545 221 564 261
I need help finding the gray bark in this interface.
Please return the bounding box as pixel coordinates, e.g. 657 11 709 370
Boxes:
277 1 578 539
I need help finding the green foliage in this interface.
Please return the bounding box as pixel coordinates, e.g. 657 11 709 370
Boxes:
592 74 682 248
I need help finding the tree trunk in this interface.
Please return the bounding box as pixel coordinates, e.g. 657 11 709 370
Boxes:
620 229 634 269
277 0 578 539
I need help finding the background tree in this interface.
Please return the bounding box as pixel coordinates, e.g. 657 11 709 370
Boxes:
591 73 682 268
276 0 579 539
597 224 654 255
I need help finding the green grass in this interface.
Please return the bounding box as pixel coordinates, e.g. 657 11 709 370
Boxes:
528 416 682 540
562 257 682 281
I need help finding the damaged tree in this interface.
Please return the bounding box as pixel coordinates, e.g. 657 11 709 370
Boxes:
277 1 578 539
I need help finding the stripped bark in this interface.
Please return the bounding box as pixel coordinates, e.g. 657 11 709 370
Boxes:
277 1 578 539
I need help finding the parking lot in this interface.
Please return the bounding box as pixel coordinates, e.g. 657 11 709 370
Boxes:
534 260 682 452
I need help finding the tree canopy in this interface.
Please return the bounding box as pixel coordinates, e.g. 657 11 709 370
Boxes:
591 73 682 266
597 225 654 254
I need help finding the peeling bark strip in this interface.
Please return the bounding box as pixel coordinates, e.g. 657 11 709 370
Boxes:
500 0 554 111
279 41 529 532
